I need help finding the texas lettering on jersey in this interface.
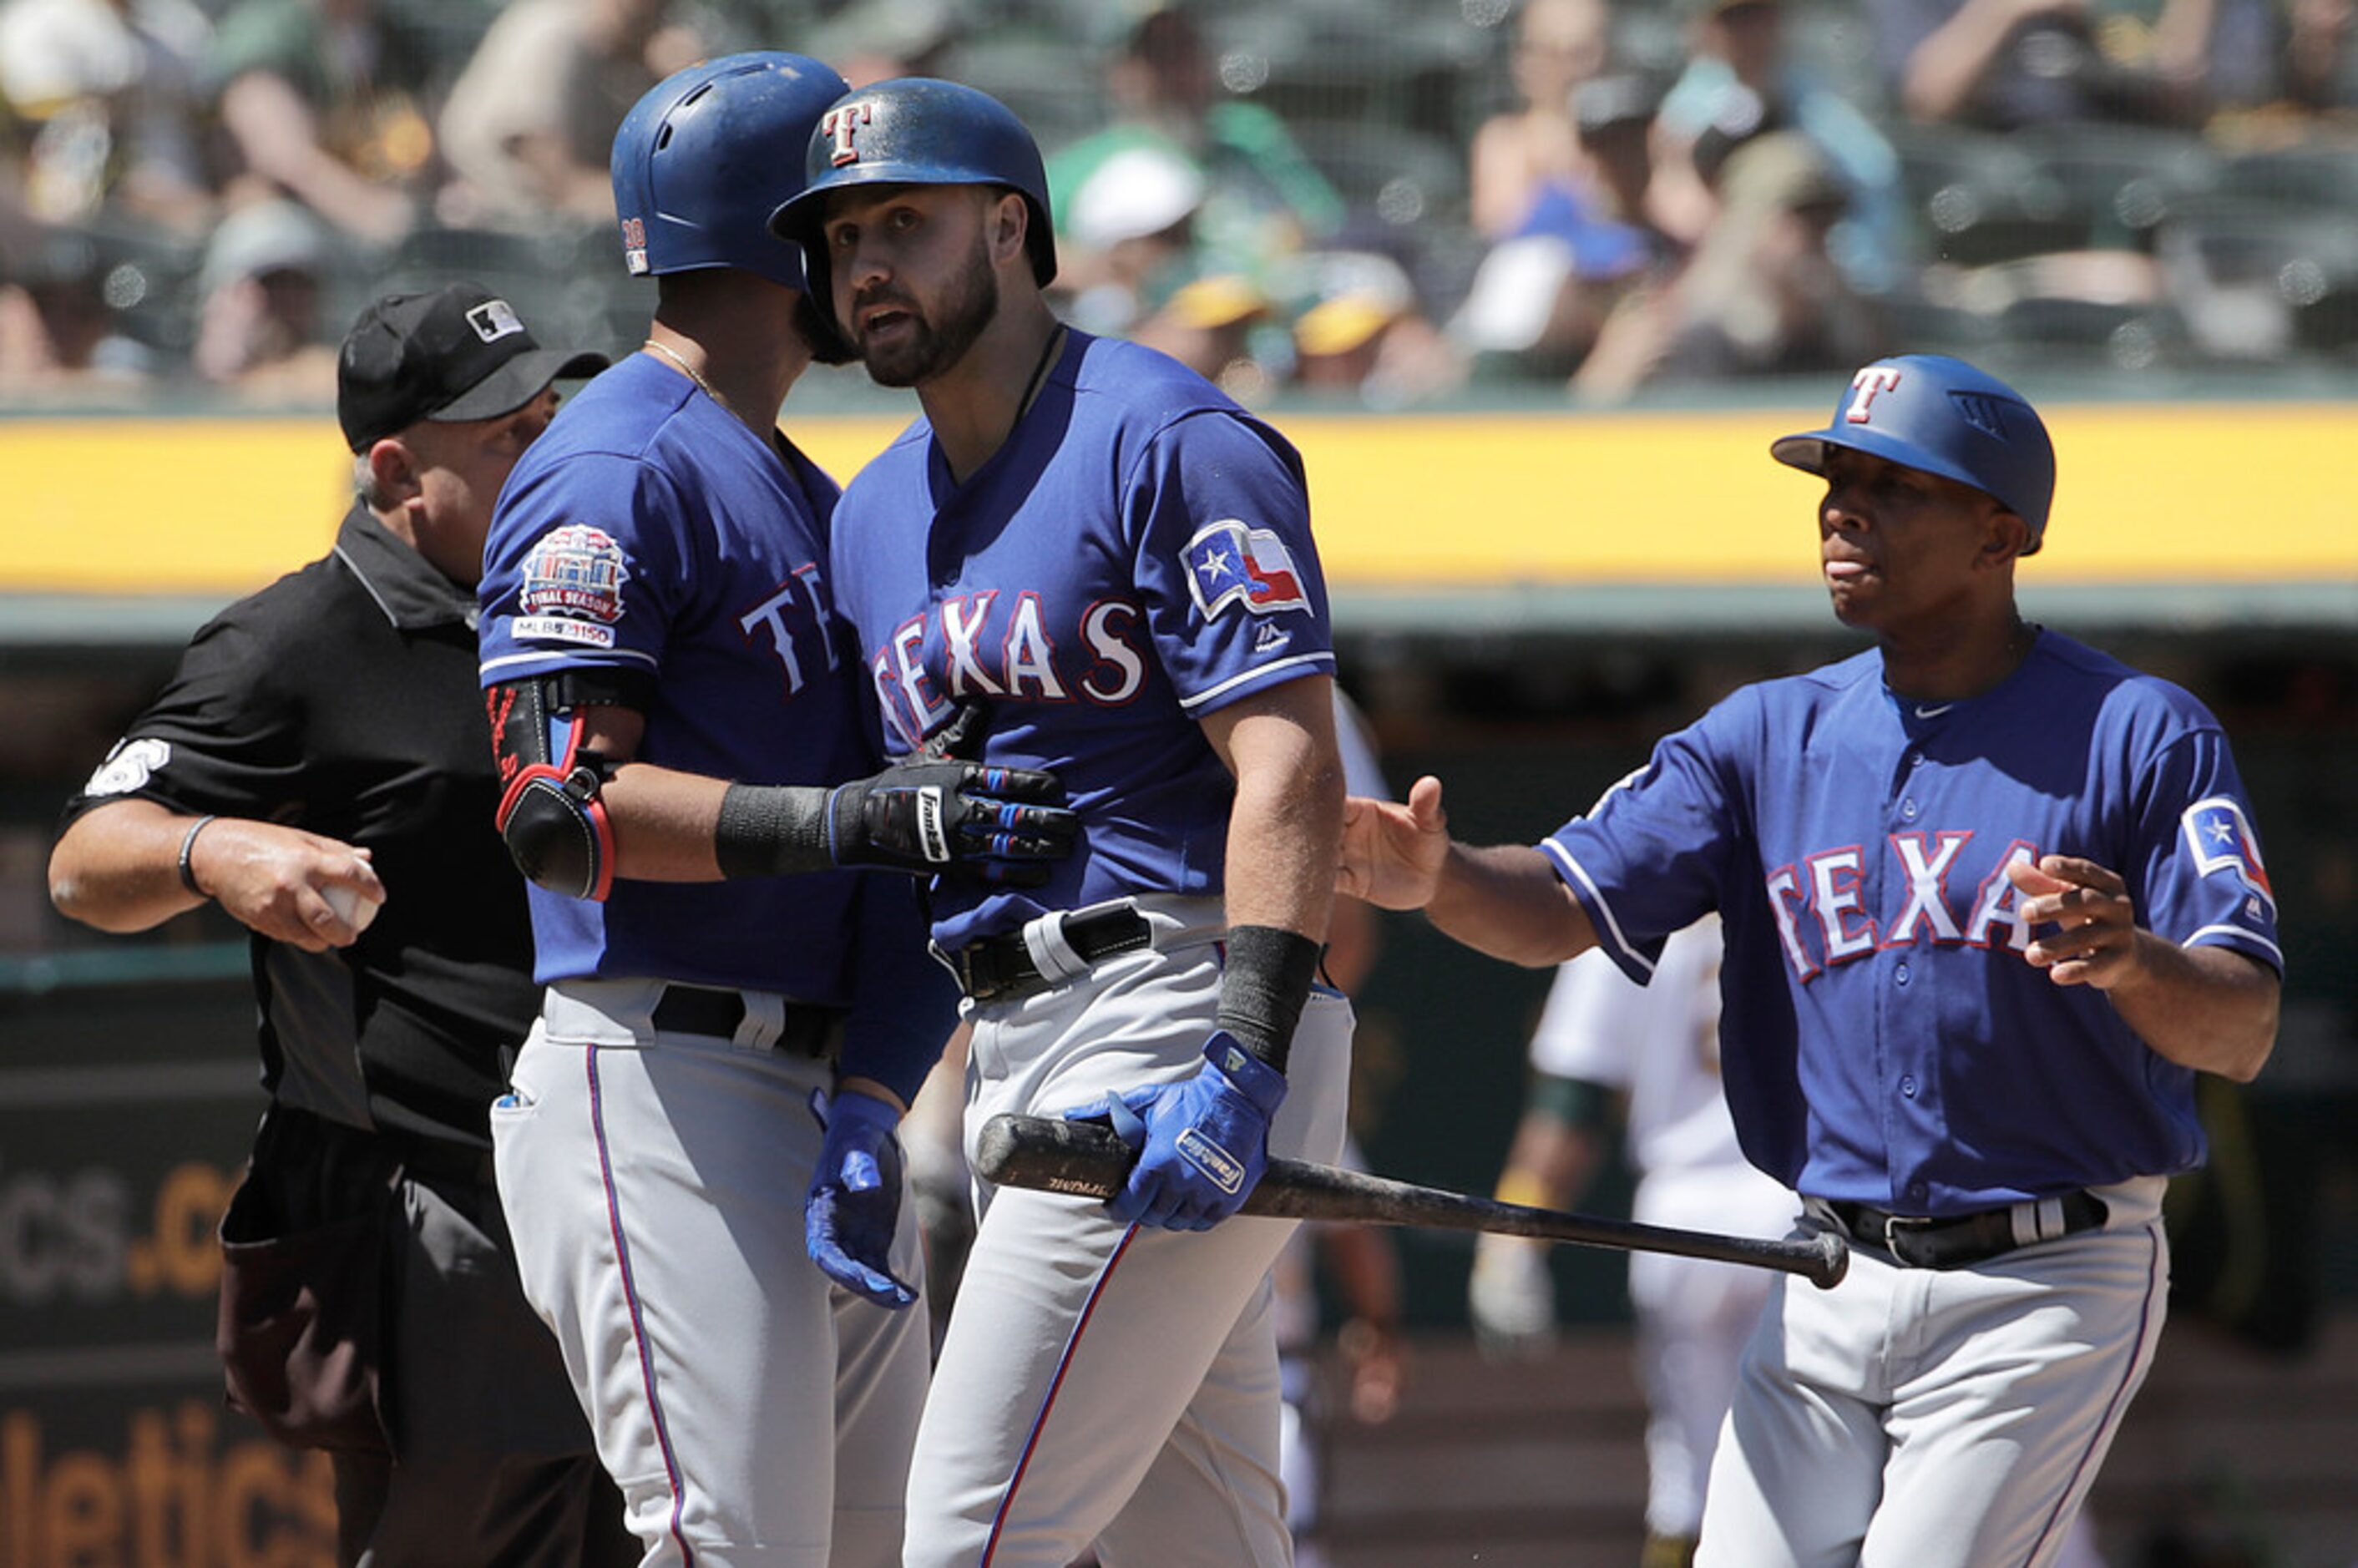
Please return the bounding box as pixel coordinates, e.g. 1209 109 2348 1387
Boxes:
866 589 1150 747
1765 831 2042 981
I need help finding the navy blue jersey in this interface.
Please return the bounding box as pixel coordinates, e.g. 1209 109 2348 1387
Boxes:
477 356 944 1088
827 331 1335 953
1542 630 2281 1215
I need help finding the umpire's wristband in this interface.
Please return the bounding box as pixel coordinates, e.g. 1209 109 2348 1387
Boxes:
712 782 834 879
1215 924 1323 1073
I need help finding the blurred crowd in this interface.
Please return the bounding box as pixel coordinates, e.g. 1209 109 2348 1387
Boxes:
3 0 2355 412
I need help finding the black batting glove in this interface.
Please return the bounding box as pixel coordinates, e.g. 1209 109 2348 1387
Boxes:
827 705 1079 885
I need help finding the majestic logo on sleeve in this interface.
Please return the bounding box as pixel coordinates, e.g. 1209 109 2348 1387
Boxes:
516 524 630 649
2183 797 2273 910
1183 519 1308 620
82 736 171 797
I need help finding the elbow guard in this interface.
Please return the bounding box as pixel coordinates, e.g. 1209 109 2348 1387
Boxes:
489 679 618 900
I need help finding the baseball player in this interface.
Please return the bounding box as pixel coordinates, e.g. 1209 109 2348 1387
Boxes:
49 284 627 1565
473 55 1074 1568
770 78 1356 1568
1338 354 2281 1568
1470 916 1795 1568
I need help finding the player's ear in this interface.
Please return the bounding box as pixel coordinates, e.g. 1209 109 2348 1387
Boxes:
1979 505 2031 569
992 191 1029 270
365 434 423 506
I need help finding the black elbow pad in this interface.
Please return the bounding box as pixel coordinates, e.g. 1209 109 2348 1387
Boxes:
500 766 613 900
488 677 619 900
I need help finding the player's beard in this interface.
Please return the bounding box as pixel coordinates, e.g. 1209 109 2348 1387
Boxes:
858 231 999 388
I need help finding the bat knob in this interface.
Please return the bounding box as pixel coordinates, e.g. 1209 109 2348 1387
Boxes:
1809 1230 1850 1289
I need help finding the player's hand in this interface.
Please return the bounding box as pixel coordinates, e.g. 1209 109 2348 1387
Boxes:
829 704 1079 885
1468 1235 1559 1362
2008 855 2145 990
804 1086 918 1309
1336 775 1450 911
1063 1032 1287 1231
188 820 385 951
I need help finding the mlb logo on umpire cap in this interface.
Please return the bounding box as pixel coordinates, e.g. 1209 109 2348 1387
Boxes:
337 282 605 452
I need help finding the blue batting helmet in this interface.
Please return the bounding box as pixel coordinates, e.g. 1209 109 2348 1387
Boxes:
610 52 849 291
767 78 1056 329
1771 355 2057 552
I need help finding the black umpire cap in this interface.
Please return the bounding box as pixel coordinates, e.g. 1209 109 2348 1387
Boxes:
337 282 606 452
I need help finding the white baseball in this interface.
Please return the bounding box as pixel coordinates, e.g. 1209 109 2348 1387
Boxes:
323 881 382 933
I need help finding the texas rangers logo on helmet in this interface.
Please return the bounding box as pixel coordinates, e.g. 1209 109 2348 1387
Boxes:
1844 366 1903 423
2182 797 2274 911
518 524 631 647
822 102 873 166
1184 519 1308 621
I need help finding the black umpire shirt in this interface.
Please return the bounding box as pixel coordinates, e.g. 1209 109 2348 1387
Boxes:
61 503 539 1153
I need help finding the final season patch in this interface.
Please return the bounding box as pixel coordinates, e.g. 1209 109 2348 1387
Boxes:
2182 796 2273 909
81 736 170 797
519 524 630 630
1183 518 1308 620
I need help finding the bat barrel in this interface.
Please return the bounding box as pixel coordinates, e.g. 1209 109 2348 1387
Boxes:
975 1113 1851 1290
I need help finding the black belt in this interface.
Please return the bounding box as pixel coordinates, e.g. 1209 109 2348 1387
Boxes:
650 984 839 1057
948 906 1154 1004
1811 1191 2110 1270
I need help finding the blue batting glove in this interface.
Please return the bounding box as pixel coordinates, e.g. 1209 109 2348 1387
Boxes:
805 1088 917 1309
1065 1032 1288 1232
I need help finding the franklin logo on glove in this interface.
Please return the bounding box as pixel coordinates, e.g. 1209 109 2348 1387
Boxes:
1175 1129 1247 1194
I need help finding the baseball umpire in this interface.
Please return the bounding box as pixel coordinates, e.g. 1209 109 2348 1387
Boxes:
1338 354 2280 1568
771 78 1355 1568
48 284 628 1566
473 54 1075 1568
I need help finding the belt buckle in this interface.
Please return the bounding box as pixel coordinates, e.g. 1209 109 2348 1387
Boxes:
1882 1211 1940 1266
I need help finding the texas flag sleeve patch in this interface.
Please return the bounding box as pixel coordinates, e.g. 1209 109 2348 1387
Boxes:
2182 796 2274 909
1182 518 1310 620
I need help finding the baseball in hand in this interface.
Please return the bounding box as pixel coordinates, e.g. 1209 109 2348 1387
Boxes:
323 881 382 934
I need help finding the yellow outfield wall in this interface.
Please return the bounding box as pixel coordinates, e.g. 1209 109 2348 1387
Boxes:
2 402 2351 599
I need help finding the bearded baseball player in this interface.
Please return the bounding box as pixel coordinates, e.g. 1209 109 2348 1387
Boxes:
772 78 1354 1568
1339 354 2281 1567
473 54 1074 1568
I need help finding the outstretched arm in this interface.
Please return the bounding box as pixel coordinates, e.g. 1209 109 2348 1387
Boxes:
51 797 383 950
489 695 1075 893
1338 776 1597 969
2007 856 2279 1081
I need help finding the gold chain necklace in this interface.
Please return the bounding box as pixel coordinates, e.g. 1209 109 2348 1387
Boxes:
641 338 726 408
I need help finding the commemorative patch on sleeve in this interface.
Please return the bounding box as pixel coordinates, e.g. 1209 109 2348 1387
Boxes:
2182 796 2274 911
1183 518 1309 620
516 524 630 648
81 736 170 797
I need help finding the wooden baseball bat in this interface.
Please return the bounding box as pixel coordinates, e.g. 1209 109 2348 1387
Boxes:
974 1113 1849 1289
